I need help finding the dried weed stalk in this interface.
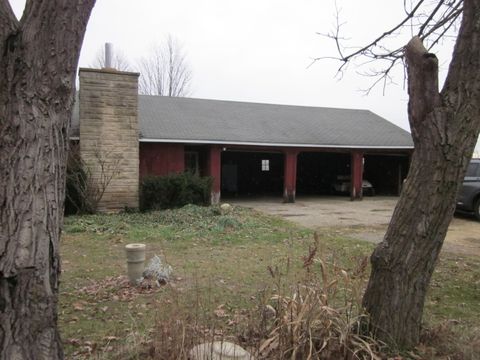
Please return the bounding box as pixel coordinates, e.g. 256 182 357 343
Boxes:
258 232 383 359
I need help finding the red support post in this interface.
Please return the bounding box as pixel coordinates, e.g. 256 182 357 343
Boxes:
207 146 222 204
350 151 364 200
283 149 298 203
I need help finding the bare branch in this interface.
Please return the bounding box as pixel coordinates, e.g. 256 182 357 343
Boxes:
314 0 464 92
427 15 459 50
356 59 400 95
66 143 122 214
138 35 192 97
421 3 462 42
417 0 446 37
334 0 425 64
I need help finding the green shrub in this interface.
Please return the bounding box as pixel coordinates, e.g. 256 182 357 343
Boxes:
214 215 241 231
140 173 213 211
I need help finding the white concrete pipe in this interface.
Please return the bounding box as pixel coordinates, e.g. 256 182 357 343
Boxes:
105 42 113 69
125 243 146 284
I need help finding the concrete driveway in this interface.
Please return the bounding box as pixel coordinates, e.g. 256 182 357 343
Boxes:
231 196 480 257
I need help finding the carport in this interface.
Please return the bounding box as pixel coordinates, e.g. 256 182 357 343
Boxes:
296 151 351 195
221 150 284 197
217 147 368 202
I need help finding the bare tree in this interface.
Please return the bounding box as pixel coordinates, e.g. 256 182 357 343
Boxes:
91 45 132 71
317 0 480 348
0 0 95 358
66 143 121 214
138 35 192 96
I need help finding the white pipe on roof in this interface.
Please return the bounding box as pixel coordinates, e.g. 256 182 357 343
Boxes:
105 42 113 69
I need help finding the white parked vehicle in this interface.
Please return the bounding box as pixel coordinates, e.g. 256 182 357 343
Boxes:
333 176 375 196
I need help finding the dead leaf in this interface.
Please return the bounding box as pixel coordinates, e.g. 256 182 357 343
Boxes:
73 302 85 311
103 336 119 342
214 304 227 318
66 338 81 346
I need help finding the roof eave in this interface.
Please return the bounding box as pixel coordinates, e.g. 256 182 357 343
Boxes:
138 137 414 150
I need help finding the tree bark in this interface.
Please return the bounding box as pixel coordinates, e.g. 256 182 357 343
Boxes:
362 0 480 348
0 1 95 358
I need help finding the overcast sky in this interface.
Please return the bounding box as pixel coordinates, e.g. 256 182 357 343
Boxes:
9 0 476 152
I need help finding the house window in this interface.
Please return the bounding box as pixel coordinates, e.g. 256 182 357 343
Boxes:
261 159 270 171
185 151 199 175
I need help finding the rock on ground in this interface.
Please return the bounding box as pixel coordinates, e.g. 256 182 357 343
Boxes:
189 341 254 360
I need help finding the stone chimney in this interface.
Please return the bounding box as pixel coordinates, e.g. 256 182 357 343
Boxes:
79 67 140 211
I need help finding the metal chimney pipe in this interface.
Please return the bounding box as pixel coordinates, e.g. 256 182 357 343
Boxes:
105 42 113 69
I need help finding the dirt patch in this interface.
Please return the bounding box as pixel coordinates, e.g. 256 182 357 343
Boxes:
231 196 480 257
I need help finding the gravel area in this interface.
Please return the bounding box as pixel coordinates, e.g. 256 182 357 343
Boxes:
231 196 480 257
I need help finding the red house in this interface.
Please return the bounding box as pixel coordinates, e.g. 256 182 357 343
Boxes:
71 68 413 210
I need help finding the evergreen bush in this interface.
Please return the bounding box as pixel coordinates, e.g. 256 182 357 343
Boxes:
140 173 213 211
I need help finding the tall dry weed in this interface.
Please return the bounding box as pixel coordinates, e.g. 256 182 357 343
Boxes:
255 232 383 359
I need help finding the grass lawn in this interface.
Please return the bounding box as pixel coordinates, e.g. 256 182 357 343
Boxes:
60 205 480 359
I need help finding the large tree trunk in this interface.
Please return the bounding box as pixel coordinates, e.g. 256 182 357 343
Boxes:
0 1 95 358
362 0 480 348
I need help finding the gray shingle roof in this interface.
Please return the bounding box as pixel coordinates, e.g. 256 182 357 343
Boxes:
71 95 413 148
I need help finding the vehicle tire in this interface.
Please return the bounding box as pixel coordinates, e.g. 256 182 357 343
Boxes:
364 188 375 196
474 198 480 221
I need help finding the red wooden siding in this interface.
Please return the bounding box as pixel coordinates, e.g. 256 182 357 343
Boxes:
139 143 185 178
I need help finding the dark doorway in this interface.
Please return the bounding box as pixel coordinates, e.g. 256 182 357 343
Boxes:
364 154 410 195
296 152 350 195
221 150 284 197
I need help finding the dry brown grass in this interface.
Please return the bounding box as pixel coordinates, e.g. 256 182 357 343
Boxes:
252 233 382 360
146 233 385 360
417 321 480 360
